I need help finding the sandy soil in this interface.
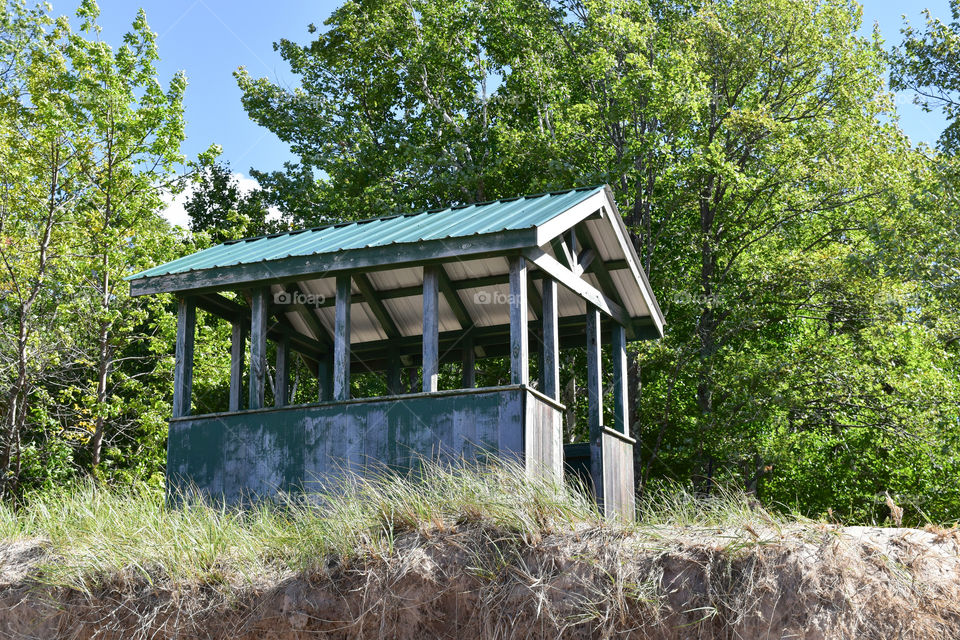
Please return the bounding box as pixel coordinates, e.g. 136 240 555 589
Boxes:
0 524 958 639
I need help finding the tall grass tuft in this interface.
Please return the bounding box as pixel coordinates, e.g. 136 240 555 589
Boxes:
0 460 783 594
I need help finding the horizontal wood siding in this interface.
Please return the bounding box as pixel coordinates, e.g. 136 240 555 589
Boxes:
167 388 529 504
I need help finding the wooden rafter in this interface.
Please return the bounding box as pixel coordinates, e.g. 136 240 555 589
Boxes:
195 293 327 359
436 265 474 331
521 248 631 328
285 283 332 345
574 225 633 338
354 272 402 339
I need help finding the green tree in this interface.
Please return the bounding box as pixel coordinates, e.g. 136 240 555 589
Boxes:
184 157 274 241
239 0 960 521
0 1 188 493
892 0 960 152
63 2 187 471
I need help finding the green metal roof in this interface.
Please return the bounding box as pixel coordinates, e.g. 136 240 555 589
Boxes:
129 186 604 281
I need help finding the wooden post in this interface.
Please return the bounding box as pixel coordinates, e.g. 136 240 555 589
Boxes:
541 277 559 401
612 323 628 436
586 305 604 509
275 334 290 407
334 274 351 401
387 355 402 395
461 334 476 389
249 288 268 410
228 320 245 412
422 265 440 392
508 255 529 385
172 297 196 418
318 356 332 402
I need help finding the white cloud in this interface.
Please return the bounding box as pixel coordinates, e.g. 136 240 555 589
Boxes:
159 172 281 228
159 184 192 229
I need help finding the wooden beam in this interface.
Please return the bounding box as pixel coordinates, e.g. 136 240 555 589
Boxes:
333 275 351 401
522 247 631 328
354 272 401 339
527 271 542 320
422 265 440 392
129 229 538 297
286 283 332 344
318 356 332 401
386 355 402 395
612 323 628 436
586 304 604 509
462 334 476 389
275 334 290 407
541 278 559 401
575 225 633 339
228 320 245 412
576 247 596 274
550 236 574 270
437 265 474 331
248 288 268 410
508 255 529 386
172 297 196 418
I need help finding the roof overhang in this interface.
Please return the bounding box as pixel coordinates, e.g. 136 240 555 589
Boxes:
128 186 665 343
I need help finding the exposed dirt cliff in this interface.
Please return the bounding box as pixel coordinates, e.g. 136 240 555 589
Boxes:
1 523 958 639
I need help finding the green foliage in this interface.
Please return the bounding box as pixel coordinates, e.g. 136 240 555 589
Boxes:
2 0 960 527
184 156 277 241
0 0 189 495
892 0 960 152
237 0 960 523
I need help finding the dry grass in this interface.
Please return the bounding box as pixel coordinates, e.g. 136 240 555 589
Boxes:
0 462 956 639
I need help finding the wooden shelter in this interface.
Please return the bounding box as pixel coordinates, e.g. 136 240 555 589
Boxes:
127 185 664 517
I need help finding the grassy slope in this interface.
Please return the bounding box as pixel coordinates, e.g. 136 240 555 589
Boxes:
0 463 958 639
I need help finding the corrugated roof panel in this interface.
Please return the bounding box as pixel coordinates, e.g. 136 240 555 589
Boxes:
129 186 605 280
460 283 512 327
585 218 624 263
367 266 421 290
353 302 387 343
382 297 423 338
611 269 649 318
442 256 508 281
557 285 587 317
285 310 312 339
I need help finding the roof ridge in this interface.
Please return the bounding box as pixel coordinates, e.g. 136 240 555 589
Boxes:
222 185 604 246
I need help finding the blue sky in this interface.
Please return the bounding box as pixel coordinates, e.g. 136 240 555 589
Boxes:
84 0 952 195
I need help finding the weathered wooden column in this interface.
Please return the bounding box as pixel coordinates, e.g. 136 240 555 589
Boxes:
275 334 290 407
172 297 196 418
334 275 351 401
461 335 475 389
317 356 332 402
386 355 402 395
508 255 529 385
586 305 604 509
541 277 559 401
422 265 439 392
228 320 245 411
249 288 268 410
612 323 628 435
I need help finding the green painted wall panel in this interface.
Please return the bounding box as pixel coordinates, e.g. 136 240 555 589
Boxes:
167 387 551 504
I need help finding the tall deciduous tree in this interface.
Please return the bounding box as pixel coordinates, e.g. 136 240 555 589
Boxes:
239 0 960 520
0 1 187 492
63 2 186 471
